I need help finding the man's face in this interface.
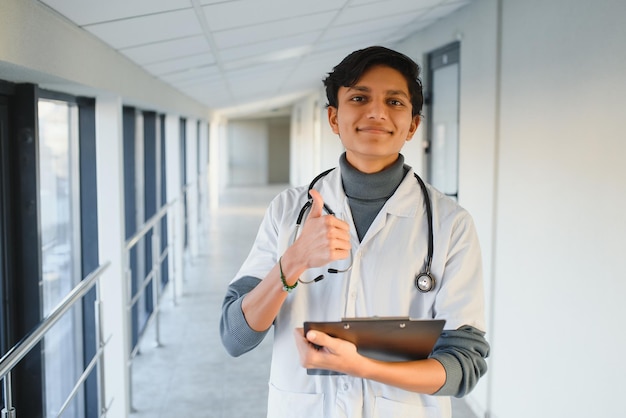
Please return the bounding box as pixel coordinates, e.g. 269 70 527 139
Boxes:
328 64 420 173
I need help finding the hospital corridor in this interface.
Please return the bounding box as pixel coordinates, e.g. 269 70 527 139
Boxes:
1 0 625 417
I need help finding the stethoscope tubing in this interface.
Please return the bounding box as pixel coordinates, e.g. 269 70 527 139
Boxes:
293 168 435 292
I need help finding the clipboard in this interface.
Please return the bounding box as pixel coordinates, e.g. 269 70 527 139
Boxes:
303 317 445 374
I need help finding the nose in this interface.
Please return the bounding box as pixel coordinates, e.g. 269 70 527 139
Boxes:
366 99 387 119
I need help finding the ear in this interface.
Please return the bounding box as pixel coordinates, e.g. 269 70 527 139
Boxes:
405 115 421 141
327 106 340 135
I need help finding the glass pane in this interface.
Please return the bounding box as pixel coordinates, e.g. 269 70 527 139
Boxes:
38 99 84 417
430 63 460 196
0 99 8 359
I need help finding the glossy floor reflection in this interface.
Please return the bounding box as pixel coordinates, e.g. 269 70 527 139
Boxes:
130 185 478 418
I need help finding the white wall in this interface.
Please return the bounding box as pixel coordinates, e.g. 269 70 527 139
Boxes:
290 95 321 186
491 0 626 417
228 119 269 186
268 117 291 184
319 90 347 173
289 0 626 416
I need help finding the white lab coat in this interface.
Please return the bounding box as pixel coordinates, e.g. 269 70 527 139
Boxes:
233 167 485 418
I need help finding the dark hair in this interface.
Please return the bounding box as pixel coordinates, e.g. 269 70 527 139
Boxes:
323 46 424 117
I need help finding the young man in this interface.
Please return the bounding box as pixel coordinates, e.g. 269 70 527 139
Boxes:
220 46 489 418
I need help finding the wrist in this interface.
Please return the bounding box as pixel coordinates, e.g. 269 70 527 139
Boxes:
279 256 298 292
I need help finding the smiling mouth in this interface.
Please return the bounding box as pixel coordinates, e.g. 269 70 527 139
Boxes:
357 126 392 134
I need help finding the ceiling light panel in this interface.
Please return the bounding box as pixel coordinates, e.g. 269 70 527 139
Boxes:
219 32 319 63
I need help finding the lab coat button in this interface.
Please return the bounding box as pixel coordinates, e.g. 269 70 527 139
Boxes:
342 383 350 391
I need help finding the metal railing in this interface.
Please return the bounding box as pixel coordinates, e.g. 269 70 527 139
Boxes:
0 262 111 418
124 189 188 408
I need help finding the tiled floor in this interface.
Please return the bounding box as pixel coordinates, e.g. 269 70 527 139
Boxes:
130 185 478 418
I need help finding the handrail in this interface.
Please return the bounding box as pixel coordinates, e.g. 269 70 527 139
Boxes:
123 183 194 409
125 182 195 251
125 200 175 251
0 262 111 379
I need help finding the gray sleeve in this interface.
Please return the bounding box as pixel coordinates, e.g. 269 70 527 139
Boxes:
429 325 490 397
219 276 271 357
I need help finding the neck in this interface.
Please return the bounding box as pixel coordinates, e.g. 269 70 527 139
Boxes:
344 153 402 174
340 153 407 200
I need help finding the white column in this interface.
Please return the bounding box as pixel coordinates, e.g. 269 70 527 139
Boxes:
185 118 199 259
208 116 223 211
165 114 184 299
95 96 130 417
197 121 210 235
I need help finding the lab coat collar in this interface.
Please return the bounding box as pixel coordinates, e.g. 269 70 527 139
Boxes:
384 167 425 218
313 165 424 226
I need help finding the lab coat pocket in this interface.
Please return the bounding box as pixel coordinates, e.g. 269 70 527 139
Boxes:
374 396 438 418
267 382 324 418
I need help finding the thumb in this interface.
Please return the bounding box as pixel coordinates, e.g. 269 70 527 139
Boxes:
308 189 325 219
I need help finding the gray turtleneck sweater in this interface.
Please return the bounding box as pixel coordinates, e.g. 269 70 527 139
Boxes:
220 153 489 398
339 152 408 241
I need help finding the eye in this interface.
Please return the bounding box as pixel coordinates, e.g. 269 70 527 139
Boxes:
388 99 404 106
349 95 366 103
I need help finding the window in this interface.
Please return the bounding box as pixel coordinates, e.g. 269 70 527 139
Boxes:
425 42 461 199
1 83 99 417
0 96 6 412
0 92 10 361
38 98 85 416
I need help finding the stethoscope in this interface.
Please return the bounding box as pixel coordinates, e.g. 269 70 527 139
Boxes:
291 168 436 293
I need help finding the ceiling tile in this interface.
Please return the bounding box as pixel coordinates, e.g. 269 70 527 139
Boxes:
335 0 442 26
316 27 403 52
145 54 216 76
422 0 470 20
180 82 232 107
227 61 292 82
213 11 335 49
39 0 191 26
202 0 342 31
121 36 211 65
85 9 203 49
322 14 416 42
160 64 222 84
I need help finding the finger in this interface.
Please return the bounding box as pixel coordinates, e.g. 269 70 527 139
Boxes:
306 329 333 349
308 189 324 219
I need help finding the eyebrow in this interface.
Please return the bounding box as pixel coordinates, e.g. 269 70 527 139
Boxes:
348 85 410 99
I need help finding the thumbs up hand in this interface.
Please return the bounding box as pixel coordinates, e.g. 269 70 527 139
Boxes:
290 189 351 270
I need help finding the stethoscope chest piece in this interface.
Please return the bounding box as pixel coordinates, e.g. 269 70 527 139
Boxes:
415 272 435 293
